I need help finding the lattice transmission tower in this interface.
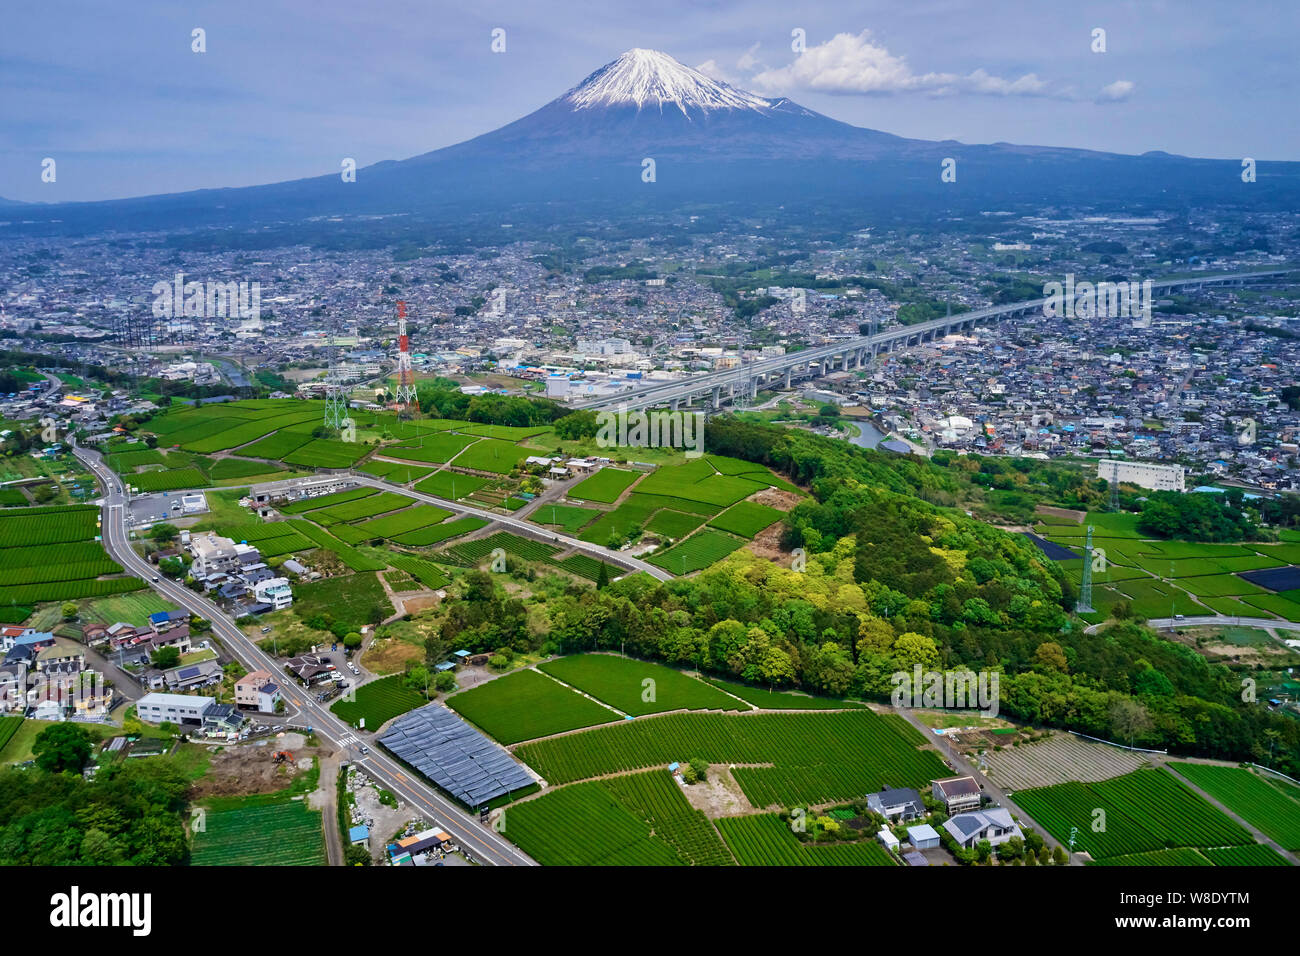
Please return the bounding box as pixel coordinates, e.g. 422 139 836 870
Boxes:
393 299 417 409
1076 524 1096 614
323 322 349 431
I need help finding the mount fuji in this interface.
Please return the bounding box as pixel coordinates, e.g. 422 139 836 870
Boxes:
10 48 1296 231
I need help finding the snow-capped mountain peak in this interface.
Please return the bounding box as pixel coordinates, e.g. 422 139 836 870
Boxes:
562 48 773 117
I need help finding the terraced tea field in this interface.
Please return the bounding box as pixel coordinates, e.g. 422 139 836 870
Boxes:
568 468 641 503
1014 768 1254 860
717 813 896 866
983 732 1147 790
191 797 326 866
331 674 427 729
648 530 746 574
1169 763 1300 849
514 709 948 808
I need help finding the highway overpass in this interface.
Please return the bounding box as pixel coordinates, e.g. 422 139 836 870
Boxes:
572 268 1294 413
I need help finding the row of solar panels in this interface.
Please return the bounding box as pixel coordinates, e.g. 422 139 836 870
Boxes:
379 705 534 807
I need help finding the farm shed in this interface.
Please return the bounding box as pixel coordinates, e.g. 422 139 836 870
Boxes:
907 824 941 850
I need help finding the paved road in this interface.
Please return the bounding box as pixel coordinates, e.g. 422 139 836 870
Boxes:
892 707 1080 864
350 469 674 581
1085 615 1300 635
74 443 537 867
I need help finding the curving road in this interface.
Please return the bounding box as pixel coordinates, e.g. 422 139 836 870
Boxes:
1085 615 1300 635
350 467 675 581
73 442 537 867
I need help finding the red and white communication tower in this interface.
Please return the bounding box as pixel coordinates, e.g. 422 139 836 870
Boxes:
393 299 416 408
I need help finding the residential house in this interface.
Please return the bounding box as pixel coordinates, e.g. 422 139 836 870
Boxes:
234 670 281 712
135 692 214 726
201 702 245 738
942 808 1024 850
866 787 925 822
284 654 335 684
163 659 223 691
0 662 27 713
932 776 982 814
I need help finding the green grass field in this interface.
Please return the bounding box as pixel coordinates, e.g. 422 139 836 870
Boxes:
447 668 617 744
128 467 210 492
292 572 391 629
331 674 427 729
452 438 530 474
706 678 864 710
386 433 481 464
539 654 743 717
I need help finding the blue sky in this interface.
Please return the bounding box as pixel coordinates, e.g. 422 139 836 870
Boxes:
3 0 1297 202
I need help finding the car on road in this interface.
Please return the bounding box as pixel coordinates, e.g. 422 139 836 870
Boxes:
151 575 160 582
359 745 369 755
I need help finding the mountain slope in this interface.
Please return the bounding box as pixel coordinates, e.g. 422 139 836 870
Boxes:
7 48 1298 232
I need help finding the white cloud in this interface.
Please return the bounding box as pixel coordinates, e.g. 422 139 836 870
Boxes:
1097 79 1136 103
750 31 1071 100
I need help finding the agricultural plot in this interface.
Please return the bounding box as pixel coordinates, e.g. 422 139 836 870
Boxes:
514 710 948 808
577 498 658 545
128 467 210 492
1241 593 1300 623
717 813 896 866
447 668 616 744
1168 763 1300 849
552 554 619 583
182 409 322 453
706 679 864 710
390 516 489 547
358 459 434 483
353 505 453 539
331 674 427 729
530 504 600 534
282 520 388 571
106 448 166 472
1088 849 1212 867
644 509 706 539
457 423 553 441
238 429 313 460
707 501 783 539
0 509 143 604
385 556 451 590
982 732 1147 791
498 780 684 866
207 457 287 482
1200 844 1294 866
453 438 530 474
283 438 369 469
279 488 376 515
413 469 487 500
601 770 734 865
385 433 480 464
648 530 746 574
1015 768 1253 860
445 532 559 565
0 716 22 754
293 572 391 627
190 798 326 866
308 491 410 524
539 654 744 717
569 468 642 503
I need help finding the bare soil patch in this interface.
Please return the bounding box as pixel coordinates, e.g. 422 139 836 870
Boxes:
751 488 802 510
190 737 330 799
746 521 789 563
679 764 762 818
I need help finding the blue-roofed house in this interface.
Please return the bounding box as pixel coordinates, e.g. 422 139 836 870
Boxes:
349 825 370 845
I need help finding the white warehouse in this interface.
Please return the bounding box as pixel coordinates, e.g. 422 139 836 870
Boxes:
1097 458 1186 493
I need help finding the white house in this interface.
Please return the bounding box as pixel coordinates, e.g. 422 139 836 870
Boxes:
135 692 214 726
942 808 1024 849
254 577 293 610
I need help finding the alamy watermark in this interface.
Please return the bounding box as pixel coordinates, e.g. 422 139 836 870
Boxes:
151 272 261 321
891 665 1000 717
1042 274 1153 326
595 405 704 458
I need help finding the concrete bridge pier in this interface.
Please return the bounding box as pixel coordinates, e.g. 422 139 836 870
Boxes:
783 369 792 389
711 386 722 410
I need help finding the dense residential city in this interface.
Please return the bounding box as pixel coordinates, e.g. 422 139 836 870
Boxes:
1 5 1299 925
